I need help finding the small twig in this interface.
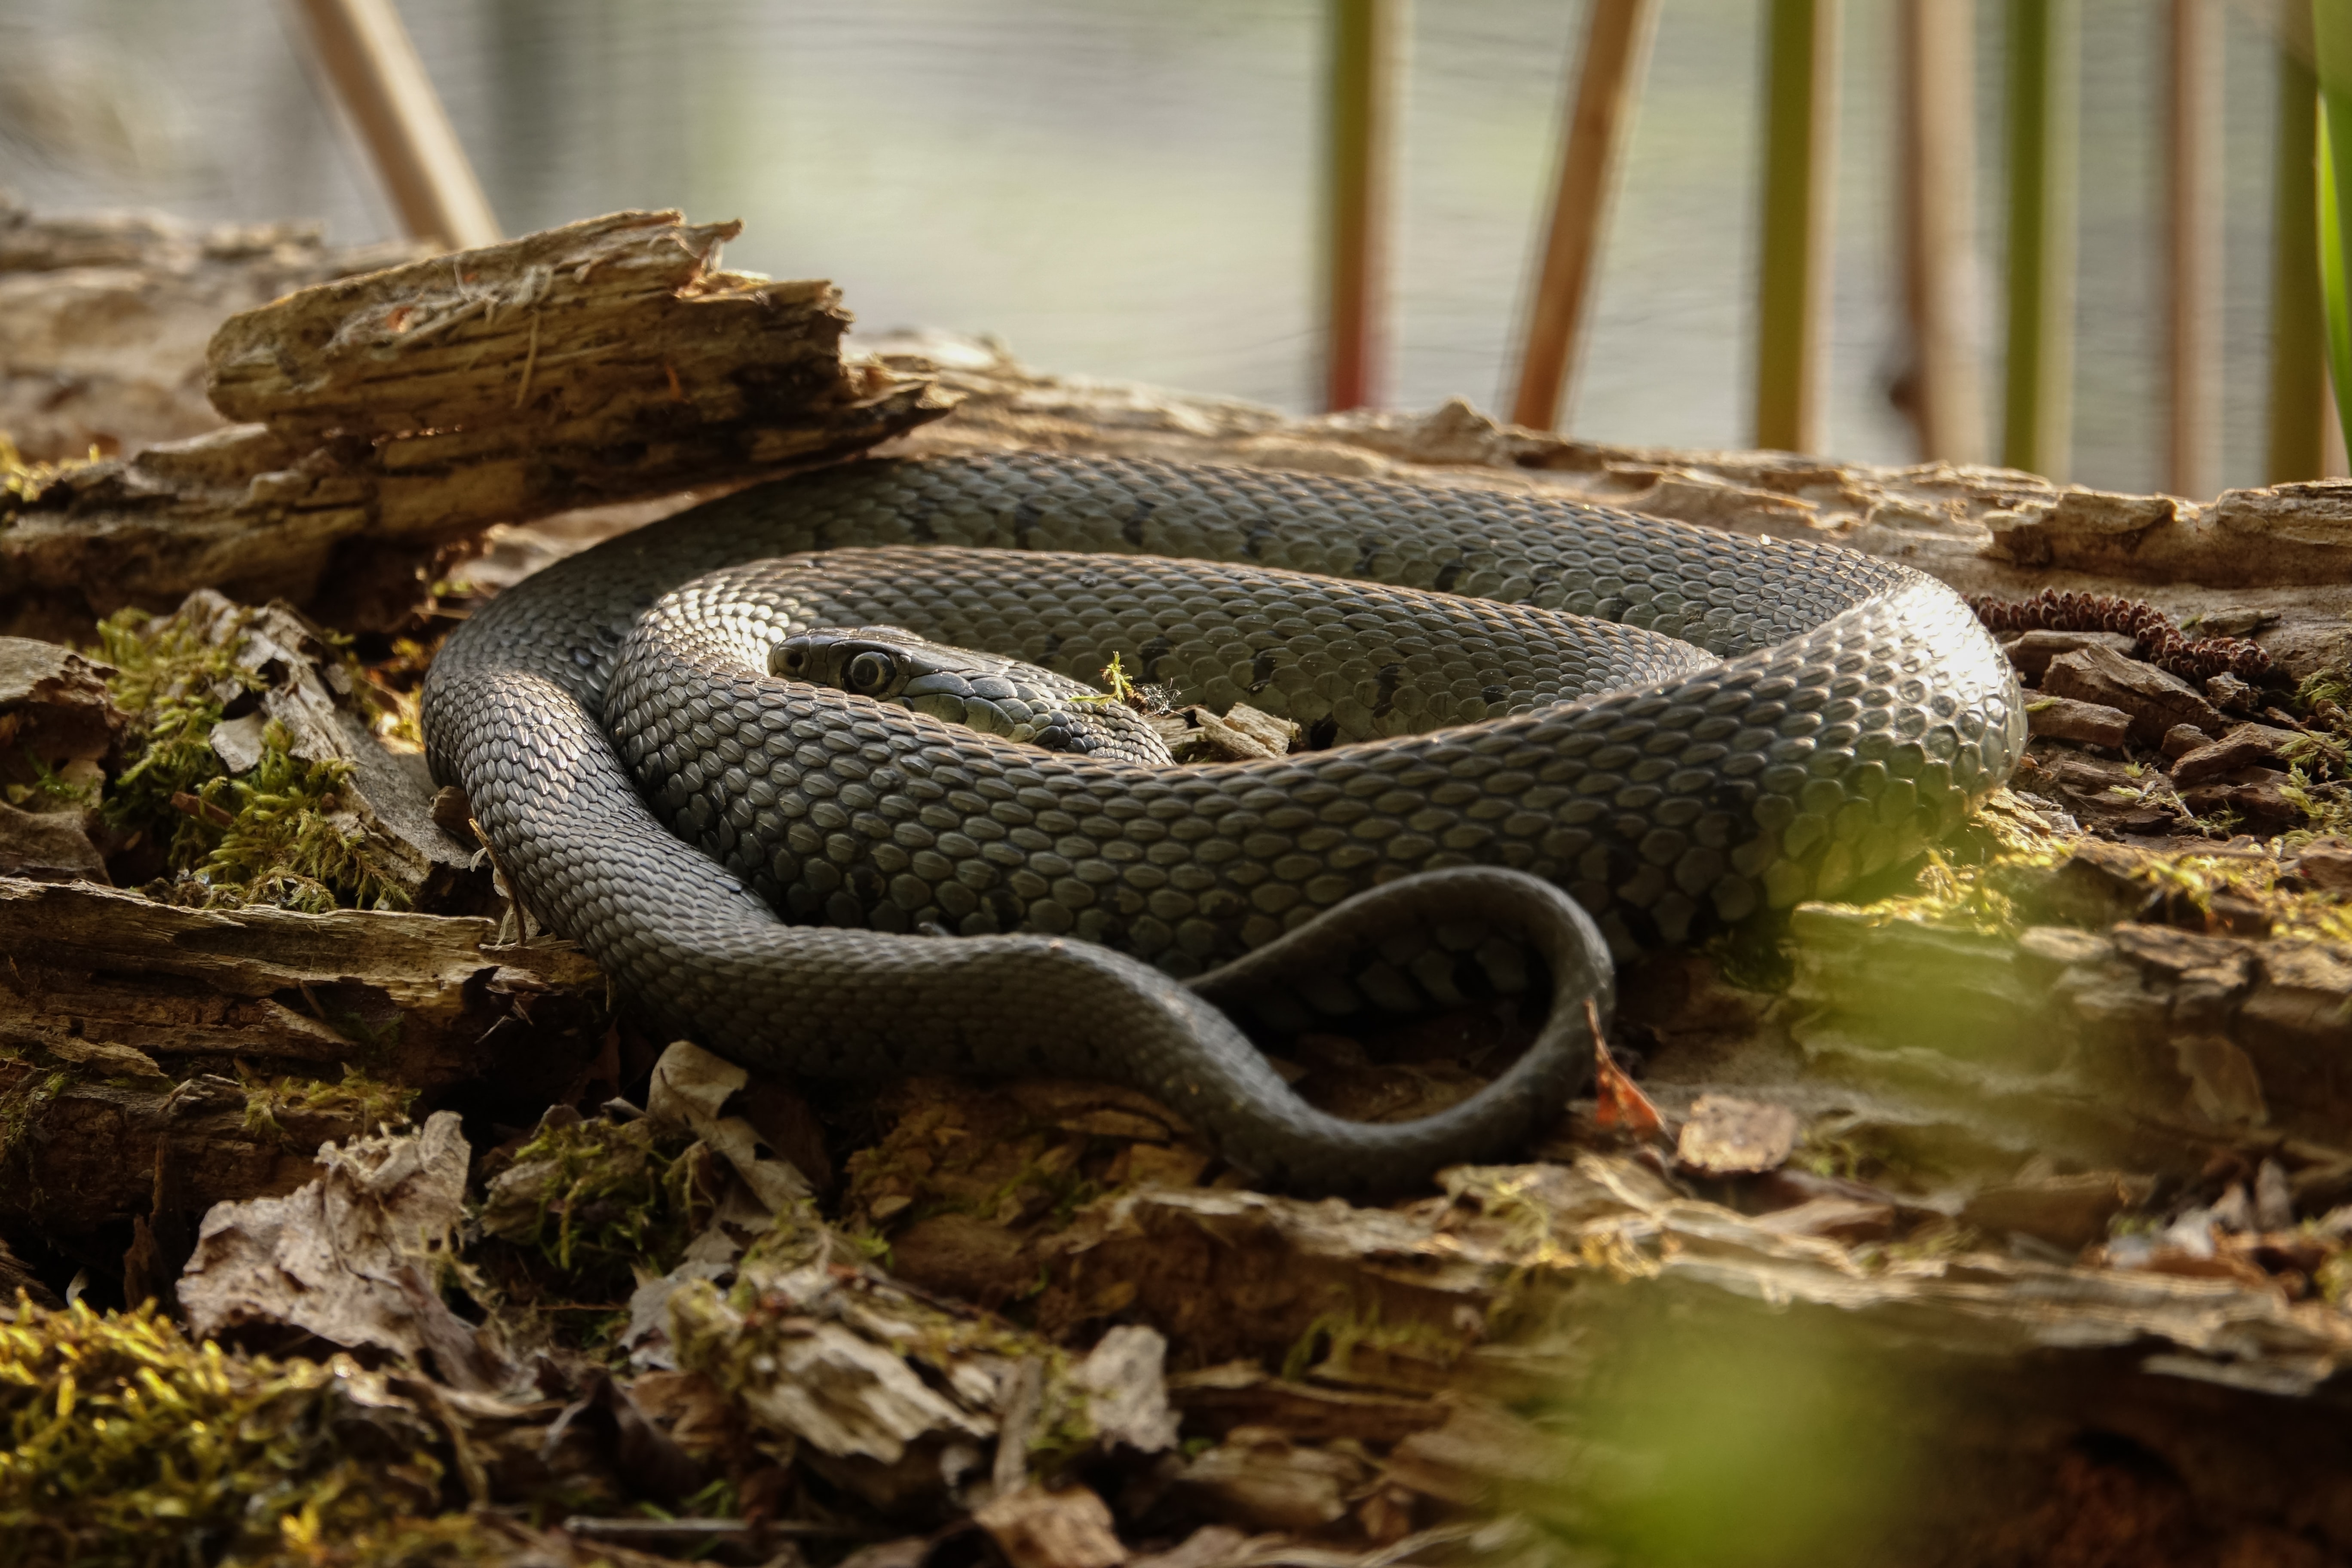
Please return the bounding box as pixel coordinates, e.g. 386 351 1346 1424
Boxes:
170 791 236 830
511 309 543 411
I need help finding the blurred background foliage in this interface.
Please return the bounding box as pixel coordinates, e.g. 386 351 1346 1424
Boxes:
0 0 2308 489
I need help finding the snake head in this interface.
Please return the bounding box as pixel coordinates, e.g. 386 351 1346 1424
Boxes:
771 627 924 698
772 625 1174 766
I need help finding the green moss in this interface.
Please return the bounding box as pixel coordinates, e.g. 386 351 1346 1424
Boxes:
240 1066 418 1149
188 723 410 914
1799 793 2352 946
475 1117 716 1280
1279 1300 1470 1385
94 607 411 913
0 434 102 515
0 1298 462 1566
0 1069 73 1171
95 605 256 842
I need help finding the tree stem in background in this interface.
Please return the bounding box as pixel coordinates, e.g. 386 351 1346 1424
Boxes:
1755 0 1839 454
1508 0 1660 432
2314 0 2352 469
1325 0 1404 413
287 0 499 251
2002 0 2078 478
1899 0 1987 464
2167 0 2222 499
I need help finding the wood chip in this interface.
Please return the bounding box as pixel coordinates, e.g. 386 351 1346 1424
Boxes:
1674 1094 1800 1176
2040 642 2224 747
2025 695 2130 749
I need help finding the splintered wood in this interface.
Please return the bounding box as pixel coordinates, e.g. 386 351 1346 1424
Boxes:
3 209 950 634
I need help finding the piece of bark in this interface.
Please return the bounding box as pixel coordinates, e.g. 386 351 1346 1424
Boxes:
1749 1195 1897 1243
2002 629 2141 678
140 591 490 913
0 876 611 1232
1070 1324 1179 1455
2160 723 2207 759
0 638 116 879
2177 771 2309 835
2025 696 2130 749
2170 722 2299 787
0 636 125 784
1674 1094 1800 1176
2288 843 2352 892
1167 1430 1363 1531
4 210 949 634
2207 670 2262 713
1164 1362 1447 1444
1962 1173 2144 1251
2040 643 2225 747
0 798 106 881
1151 703 1298 764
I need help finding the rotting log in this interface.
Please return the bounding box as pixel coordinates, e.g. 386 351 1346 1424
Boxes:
858 330 2352 674
0 876 611 1233
2 210 951 636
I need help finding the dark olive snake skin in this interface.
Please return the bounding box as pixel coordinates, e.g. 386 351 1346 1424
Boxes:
423 452 2024 1193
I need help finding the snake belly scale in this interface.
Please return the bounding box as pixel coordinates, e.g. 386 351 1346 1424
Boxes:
423 452 2023 1193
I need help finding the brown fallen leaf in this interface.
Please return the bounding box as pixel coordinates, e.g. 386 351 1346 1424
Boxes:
1589 998 1663 1136
976 1482 1128 1568
177 1111 512 1391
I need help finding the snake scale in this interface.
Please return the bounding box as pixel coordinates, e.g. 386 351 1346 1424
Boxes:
422 452 2023 1193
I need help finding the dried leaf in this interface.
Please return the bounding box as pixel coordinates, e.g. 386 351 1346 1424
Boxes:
177 1112 511 1391
976 1482 1128 1568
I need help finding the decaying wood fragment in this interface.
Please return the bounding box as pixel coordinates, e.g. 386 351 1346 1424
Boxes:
3 209 952 634
129 588 489 913
0 875 609 1230
0 634 122 879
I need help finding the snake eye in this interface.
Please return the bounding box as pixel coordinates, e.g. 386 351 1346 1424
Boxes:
846 651 894 693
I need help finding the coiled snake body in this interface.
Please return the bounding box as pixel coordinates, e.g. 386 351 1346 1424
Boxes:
423 452 2023 1193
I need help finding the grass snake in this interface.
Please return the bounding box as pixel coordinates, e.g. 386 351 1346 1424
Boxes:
423 452 2023 1193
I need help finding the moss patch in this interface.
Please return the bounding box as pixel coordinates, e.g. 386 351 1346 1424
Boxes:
241 1066 419 1149
0 1298 463 1566
93 607 410 913
475 1115 717 1283
0 435 101 516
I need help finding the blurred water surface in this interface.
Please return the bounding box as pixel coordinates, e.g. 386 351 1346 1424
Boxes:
0 0 2298 492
